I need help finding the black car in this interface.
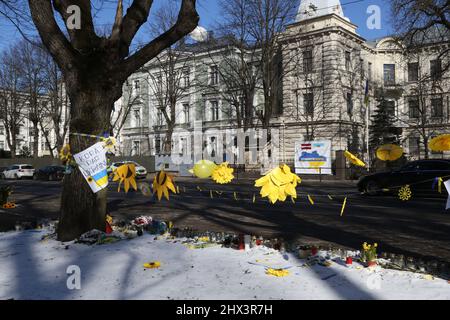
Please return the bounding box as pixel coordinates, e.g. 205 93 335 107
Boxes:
358 159 450 197
34 165 65 181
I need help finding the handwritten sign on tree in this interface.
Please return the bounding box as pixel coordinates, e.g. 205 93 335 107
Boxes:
73 142 108 193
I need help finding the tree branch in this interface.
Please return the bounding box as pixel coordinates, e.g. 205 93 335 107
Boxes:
28 0 77 72
120 0 199 78
52 0 99 52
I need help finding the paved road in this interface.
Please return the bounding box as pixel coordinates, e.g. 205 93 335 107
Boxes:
1 178 450 263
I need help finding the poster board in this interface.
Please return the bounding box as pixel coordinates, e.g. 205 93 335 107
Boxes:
73 142 108 193
295 140 332 175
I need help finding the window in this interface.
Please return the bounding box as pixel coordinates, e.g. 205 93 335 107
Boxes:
303 50 313 73
182 68 190 87
408 98 420 118
210 101 219 121
360 59 364 78
408 138 420 157
303 93 313 116
132 141 140 156
210 65 219 85
183 104 190 123
408 62 419 82
345 51 351 71
384 64 395 86
368 62 372 81
133 109 141 127
346 92 353 116
431 97 443 118
156 109 163 126
430 59 442 80
385 100 395 114
155 138 161 154
133 79 140 96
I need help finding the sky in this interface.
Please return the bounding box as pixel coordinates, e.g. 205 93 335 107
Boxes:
0 0 394 52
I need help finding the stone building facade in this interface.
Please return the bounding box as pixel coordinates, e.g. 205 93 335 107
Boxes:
116 0 449 170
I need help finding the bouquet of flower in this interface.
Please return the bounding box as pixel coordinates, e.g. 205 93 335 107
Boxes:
361 242 378 264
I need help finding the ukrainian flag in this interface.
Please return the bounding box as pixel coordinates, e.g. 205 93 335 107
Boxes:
91 169 109 189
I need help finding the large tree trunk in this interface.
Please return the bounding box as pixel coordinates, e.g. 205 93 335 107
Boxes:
57 84 118 241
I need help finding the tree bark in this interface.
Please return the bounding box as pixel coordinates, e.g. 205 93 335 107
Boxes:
57 84 119 241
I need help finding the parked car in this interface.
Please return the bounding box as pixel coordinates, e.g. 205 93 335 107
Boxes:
357 159 450 197
0 167 7 175
33 165 65 181
1 164 35 180
108 161 148 179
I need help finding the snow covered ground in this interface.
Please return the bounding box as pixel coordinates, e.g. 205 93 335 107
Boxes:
0 228 449 300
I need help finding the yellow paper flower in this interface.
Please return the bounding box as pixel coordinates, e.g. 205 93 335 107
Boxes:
376 144 403 161
143 261 161 269
266 268 290 277
112 164 137 193
211 162 234 184
429 134 450 152
398 185 412 201
59 144 71 164
152 170 176 201
344 151 366 167
255 164 301 204
101 136 117 152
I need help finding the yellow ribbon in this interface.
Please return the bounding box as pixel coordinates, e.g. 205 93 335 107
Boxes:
340 197 347 217
291 196 296 204
308 195 314 205
210 190 213 199
438 177 443 193
234 192 238 200
328 195 333 200
252 194 256 203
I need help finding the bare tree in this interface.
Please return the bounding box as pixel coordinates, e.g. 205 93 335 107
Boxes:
110 83 139 142
246 0 298 128
40 53 70 156
28 0 199 241
17 40 47 158
0 44 29 158
201 0 260 132
145 0 193 155
395 52 447 159
391 0 449 37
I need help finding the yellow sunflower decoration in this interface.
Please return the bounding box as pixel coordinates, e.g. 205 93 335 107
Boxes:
398 185 412 201
211 162 234 184
101 136 117 153
429 134 450 152
376 144 403 161
112 164 137 193
344 151 366 167
152 170 177 201
59 144 72 164
255 164 301 204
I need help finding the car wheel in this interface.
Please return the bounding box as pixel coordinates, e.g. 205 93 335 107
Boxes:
48 174 54 181
365 180 380 196
33 174 38 180
14 173 20 180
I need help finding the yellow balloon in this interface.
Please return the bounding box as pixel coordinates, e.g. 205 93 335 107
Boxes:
192 160 217 179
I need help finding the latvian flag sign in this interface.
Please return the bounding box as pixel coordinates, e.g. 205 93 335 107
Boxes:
301 143 312 150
